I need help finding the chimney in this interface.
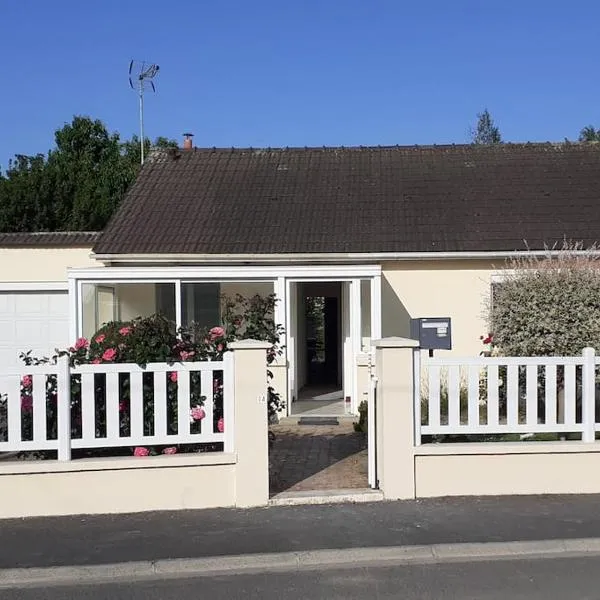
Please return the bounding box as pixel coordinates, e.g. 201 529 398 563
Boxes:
182 132 194 150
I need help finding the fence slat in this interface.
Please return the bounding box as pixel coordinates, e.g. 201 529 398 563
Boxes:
153 371 168 440
467 366 479 426
7 376 21 444
177 370 190 437
201 370 214 435
427 366 441 428
129 372 144 439
105 372 120 442
526 364 538 426
32 374 47 443
544 364 557 426
564 364 576 425
487 365 499 426
447 366 460 427
506 365 518 426
81 373 96 441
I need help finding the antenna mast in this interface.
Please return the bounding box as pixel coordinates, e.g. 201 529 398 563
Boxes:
128 60 160 165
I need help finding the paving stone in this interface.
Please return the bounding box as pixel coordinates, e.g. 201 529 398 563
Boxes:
269 420 368 496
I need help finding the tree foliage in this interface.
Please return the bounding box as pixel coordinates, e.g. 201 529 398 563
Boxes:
578 125 600 142
488 242 600 356
471 109 502 144
0 116 177 232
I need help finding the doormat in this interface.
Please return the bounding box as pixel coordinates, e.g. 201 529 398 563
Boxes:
297 417 339 426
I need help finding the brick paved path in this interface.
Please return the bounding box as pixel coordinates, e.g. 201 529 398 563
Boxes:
269 419 368 496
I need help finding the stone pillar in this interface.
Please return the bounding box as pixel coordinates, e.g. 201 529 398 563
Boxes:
373 336 419 500
229 339 272 507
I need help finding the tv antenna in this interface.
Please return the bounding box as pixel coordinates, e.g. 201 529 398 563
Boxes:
128 60 160 165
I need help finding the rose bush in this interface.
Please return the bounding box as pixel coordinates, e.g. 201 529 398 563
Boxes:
3 293 284 459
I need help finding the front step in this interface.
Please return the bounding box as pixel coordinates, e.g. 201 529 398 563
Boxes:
269 488 384 506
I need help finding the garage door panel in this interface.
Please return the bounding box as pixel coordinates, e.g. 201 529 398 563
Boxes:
0 291 69 369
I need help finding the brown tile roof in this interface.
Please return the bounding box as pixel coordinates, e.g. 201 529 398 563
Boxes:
0 231 100 248
93 143 600 256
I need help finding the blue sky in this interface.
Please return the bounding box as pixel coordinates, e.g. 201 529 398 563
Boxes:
0 0 598 168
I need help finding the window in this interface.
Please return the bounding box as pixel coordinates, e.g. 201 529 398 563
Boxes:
182 283 221 329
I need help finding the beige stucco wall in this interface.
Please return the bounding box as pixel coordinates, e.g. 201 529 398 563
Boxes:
0 455 236 518
381 260 498 356
220 281 274 301
0 247 97 282
117 283 157 321
414 446 600 497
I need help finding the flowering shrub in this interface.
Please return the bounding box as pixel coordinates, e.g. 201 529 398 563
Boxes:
5 293 284 459
488 241 600 356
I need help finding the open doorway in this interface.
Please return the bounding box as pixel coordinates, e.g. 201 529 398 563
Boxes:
292 282 346 416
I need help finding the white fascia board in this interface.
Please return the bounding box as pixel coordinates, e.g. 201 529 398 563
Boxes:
0 281 69 292
67 264 382 281
90 249 600 264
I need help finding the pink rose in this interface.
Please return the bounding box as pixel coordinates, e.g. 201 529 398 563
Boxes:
217 417 224 433
21 375 32 388
74 337 89 350
169 372 178 383
209 326 225 340
190 405 206 422
162 447 177 455
119 326 132 336
216 343 224 352
179 350 195 361
91 358 101 364
21 395 33 412
133 447 149 457
95 334 106 344
119 401 126 412
102 348 117 361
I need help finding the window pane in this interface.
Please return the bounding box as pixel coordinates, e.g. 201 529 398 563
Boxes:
182 283 220 329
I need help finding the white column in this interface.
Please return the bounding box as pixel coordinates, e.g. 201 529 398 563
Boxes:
68 275 78 342
350 278 361 414
285 279 296 415
370 274 382 342
175 280 182 331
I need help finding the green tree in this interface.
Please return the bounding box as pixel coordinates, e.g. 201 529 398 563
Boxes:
578 125 600 142
471 109 502 144
488 242 600 356
0 116 177 232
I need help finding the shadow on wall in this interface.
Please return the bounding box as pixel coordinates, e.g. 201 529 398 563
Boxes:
381 275 412 338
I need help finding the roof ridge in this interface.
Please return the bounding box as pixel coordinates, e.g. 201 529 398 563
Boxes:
152 141 597 154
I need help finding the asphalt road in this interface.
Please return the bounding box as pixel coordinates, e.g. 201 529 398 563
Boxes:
3 556 600 600
5 495 600 569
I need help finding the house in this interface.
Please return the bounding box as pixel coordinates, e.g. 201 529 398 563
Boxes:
2 142 600 417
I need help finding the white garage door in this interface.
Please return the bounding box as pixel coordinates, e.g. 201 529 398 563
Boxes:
0 291 69 370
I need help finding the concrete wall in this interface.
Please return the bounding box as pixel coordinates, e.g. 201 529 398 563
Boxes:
374 337 600 501
0 247 97 282
0 455 236 518
0 341 271 518
414 446 600 497
381 260 497 356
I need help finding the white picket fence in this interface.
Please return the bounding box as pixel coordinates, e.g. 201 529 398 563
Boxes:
417 348 599 444
0 354 234 460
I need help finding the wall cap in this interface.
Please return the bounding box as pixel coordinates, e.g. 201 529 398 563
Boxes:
0 452 237 476
372 337 420 349
229 339 273 350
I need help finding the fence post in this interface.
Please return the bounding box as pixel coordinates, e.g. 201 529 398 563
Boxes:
229 339 272 507
57 355 71 461
582 347 596 443
373 336 420 500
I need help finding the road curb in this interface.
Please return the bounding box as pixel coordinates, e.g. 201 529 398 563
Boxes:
3 537 600 588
